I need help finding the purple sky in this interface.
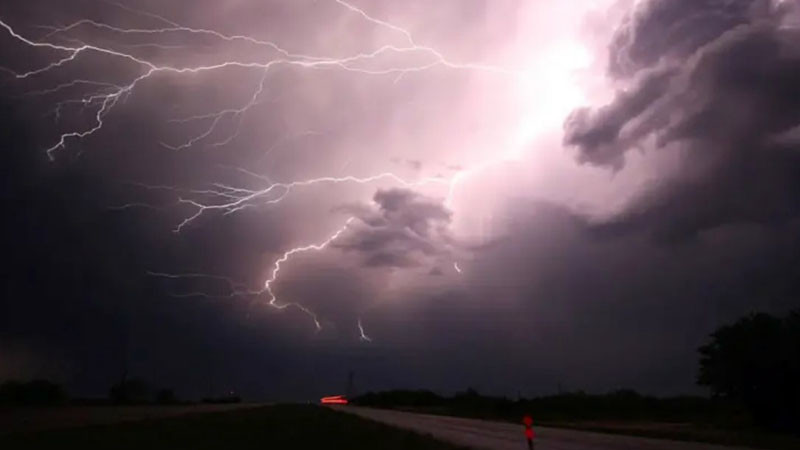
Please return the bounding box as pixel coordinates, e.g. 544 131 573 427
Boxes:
1 0 799 400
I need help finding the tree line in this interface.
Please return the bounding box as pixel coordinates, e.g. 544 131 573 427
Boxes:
355 309 800 432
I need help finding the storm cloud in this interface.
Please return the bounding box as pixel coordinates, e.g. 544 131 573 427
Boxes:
1 0 799 401
335 189 453 268
565 0 800 239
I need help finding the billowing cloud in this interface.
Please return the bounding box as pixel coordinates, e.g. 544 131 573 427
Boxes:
565 0 800 239
2 0 799 401
608 0 773 78
334 188 453 268
563 65 678 168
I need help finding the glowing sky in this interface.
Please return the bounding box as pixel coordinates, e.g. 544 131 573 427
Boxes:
2 0 799 399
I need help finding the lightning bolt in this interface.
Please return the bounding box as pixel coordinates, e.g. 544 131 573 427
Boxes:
170 172 450 233
357 318 372 342
1 0 532 338
261 217 355 330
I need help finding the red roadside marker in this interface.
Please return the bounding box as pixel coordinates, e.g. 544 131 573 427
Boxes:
523 415 533 427
522 414 536 449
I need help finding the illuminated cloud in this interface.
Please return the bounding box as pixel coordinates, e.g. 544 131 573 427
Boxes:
1 0 798 399
565 0 800 239
334 188 453 268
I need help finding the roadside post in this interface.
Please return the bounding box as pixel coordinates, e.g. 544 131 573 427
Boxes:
522 414 535 449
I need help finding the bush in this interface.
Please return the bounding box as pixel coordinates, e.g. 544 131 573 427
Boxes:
0 379 67 406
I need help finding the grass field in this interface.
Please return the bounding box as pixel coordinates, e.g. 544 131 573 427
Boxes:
0 404 467 449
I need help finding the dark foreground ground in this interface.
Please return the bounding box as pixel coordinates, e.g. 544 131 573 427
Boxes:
0 403 256 434
0 404 466 449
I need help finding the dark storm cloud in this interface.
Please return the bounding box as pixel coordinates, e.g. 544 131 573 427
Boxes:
4 0 800 403
565 0 800 239
608 0 773 78
0 0 420 398
334 188 452 268
449 200 800 395
2 0 520 401
563 65 678 168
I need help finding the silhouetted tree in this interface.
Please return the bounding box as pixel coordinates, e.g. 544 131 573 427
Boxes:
354 390 444 408
201 395 241 404
0 379 67 406
698 311 800 431
353 388 726 423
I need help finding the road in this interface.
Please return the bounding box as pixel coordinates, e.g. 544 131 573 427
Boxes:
339 407 754 450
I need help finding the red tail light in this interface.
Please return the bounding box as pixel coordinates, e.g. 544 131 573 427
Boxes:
320 395 348 404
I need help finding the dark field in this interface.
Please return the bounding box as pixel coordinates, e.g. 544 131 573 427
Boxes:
0 404 467 449
0 404 256 434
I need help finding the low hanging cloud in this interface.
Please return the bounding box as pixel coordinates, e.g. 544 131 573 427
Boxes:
564 0 800 240
334 188 454 268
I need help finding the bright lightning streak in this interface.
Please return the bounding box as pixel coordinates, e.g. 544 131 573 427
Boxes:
260 218 355 330
152 171 450 233
357 318 372 342
0 0 522 157
0 0 542 339
101 0 181 27
334 0 520 76
146 271 244 288
147 219 353 328
453 262 462 274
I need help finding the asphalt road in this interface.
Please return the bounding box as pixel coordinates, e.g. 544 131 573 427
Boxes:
339 407 754 450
